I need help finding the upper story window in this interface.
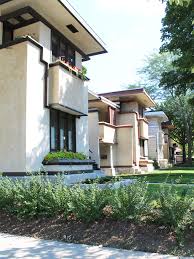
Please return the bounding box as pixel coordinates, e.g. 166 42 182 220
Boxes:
51 31 75 67
138 105 144 118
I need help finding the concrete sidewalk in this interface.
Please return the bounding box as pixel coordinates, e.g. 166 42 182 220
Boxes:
0 233 192 259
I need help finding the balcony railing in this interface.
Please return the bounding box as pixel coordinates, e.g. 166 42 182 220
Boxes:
99 122 116 144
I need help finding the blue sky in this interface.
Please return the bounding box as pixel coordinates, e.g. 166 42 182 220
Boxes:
70 0 165 93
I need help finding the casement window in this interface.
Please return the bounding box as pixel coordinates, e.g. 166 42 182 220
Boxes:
51 31 75 66
140 139 148 158
2 23 13 44
138 105 144 118
50 110 76 152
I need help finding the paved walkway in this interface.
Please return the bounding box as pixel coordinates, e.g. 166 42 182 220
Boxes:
0 233 193 259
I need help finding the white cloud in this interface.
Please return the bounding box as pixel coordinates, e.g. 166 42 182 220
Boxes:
95 0 165 16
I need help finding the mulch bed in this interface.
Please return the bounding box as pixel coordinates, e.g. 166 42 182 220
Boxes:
0 211 193 256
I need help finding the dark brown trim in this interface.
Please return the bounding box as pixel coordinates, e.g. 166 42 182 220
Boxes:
43 159 95 166
99 122 116 129
0 6 88 60
0 2 107 57
89 99 101 103
88 108 99 113
50 104 87 117
116 125 133 129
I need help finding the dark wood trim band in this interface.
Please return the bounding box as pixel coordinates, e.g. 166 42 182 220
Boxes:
0 3 107 57
0 6 88 59
50 104 88 117
43 159 95 166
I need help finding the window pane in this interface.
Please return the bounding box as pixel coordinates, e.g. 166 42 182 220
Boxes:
52 33 59 62
67 46 75 66
59 115 68 151
60 41 67 61
50 110 58 151
68 115 76 152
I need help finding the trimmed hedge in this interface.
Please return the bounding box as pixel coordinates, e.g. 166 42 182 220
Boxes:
44 151 87 162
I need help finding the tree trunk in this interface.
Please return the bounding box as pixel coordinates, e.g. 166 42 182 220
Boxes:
187 124 193 165
182 142 186 163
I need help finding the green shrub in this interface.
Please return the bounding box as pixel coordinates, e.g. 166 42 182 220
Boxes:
105 181 150 221
66 185 106 222
0 174 193 247
44 151 87 162
155 185 193 245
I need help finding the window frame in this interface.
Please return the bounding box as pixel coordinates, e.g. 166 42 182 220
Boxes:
51 31 76 67
50 109 76 153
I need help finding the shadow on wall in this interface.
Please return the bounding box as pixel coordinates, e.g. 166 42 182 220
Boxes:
26 110 50 172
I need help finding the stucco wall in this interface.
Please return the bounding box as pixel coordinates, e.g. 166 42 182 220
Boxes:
0 43 27 172
139 120 149 139
88 112 100 166
49 65 87 114
14 23 40 42
39 22 51 63
147 118 166 161
14 22 51 63
117 113 139 166
121 102 138 113
76 116 89 157
116 127 133 166
25 42 50 172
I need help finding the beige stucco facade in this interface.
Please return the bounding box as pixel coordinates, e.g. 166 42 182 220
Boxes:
145 111 172 168
0 0 106 173
88 89 155 175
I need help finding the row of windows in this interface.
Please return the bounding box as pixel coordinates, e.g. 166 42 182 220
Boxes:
50 110 76 152
2 23 76 67
51 32 76 66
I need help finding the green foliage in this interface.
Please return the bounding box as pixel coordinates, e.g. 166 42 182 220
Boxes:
0 175 193 245
160 0 194 94
129 50 175 101
158 94 194 162
67 185 106 222
80 66 88 80
155 185 193 244
44 151 87 162
105 181 150 221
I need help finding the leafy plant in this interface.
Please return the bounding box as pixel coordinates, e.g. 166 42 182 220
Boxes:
44 151 87 162
106 181 150 221
155 184 193 245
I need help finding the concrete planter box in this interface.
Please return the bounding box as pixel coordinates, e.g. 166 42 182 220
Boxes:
42 159 95 173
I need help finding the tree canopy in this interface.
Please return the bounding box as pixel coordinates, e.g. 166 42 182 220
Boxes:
160 0 194 94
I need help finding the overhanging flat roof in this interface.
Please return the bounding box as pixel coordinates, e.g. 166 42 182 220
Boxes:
145 111 169 122
0 0 107 57
100 88 156 108
88 90 119 110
